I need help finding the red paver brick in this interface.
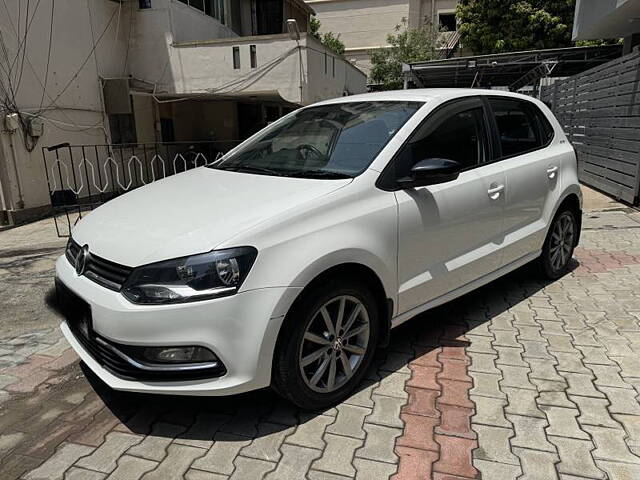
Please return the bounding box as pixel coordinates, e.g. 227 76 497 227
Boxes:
433 435 478 479
44 349 78 370
407 365 441 390
439 343 470 363
438 359 472 383
393 446 438 480
21 421 82 459
2 355 52 376
435 404 475 440
412 346 442 368
5 368 54 393
396 413 439 452
403 387 440 418
433 473 477 480
437 379 474 409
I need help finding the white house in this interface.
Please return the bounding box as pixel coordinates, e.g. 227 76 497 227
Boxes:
0 0 367 225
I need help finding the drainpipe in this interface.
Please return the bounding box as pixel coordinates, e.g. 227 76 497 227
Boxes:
7 132 24 209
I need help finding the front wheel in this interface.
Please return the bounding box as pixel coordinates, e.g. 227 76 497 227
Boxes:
272 280 379 410
539 209 578 279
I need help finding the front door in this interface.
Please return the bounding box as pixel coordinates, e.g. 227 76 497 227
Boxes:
393 98 506 314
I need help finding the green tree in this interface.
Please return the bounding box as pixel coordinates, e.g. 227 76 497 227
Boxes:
456 0 576 55
370 19 442 90
309 16 346 55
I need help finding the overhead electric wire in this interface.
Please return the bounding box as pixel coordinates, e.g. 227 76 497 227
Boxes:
41 6 119 112
37 0 55 114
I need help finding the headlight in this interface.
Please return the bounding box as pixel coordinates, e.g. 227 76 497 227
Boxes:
121 247 257 305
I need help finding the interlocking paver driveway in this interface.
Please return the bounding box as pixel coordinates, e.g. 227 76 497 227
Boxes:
1 203 640 480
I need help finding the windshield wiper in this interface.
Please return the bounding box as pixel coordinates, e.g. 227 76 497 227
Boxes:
217 165 285 176
286 170 353 179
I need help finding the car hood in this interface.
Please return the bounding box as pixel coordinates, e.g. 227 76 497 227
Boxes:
71 168 351 267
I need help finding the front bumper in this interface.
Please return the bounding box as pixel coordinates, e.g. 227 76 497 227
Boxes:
55 255 301 396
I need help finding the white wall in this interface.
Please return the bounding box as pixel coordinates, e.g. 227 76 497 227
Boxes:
169 33 366 105
0 0 127 213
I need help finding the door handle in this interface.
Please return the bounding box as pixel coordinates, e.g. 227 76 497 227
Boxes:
487 184 504 199
547 166 558 179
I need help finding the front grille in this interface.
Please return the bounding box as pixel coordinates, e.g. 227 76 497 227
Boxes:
66 238 133 291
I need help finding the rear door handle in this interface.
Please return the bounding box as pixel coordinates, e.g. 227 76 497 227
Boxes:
547 166 558 178
488 184 504 199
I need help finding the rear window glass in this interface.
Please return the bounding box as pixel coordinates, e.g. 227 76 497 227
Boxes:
489 98 542 158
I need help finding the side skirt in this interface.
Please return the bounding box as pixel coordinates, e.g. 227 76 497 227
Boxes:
390 250 541 329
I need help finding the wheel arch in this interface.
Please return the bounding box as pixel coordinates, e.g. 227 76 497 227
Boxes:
554 190 582 247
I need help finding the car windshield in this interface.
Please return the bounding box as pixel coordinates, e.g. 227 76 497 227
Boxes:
211 101 423 179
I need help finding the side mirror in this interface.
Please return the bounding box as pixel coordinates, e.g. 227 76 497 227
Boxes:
397 158 462 188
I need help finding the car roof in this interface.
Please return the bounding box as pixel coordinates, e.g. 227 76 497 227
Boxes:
312 88 540 106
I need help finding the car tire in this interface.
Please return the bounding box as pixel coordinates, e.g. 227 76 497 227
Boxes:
539 208 578 280
272 279 379 410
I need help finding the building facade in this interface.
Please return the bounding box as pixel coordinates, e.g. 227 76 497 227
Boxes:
305 0 459 76
0 0 366 224
573 0 640 54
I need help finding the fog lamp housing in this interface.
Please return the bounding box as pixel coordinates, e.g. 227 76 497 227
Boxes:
142 346 218 364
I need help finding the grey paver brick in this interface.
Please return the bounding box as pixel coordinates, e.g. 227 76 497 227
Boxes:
379 351 412 374
571 396 624 429
528 358 563 381
545 334 577 353
367 394 405 428
473 459 522 479
520 340 554 359
563 372 606 398
126 423 185 462
508 414 556 452
473 424 519 465
355 423 401 464
468 352 500 373
312 433 362 476
584 425 640 464
465 334 496 354
285 414 333 450
264 444 322 480
513 447 559 480
554 352 591 373
343 378 377 408
372 372 410 399
575 346 616 366
76 432 143 473
492 330 520 348
105 455 157 480
353 458 397 480
538 391 576 408
549 437 606 479
613 414 640 449
541 405 589 440
499 365 536 390
468 372 506 399
64 467 106 480
590 364 631 389
229 456 276 480
173 413 231 449
191 433 252 475
141 444 206 480
503 387 545 418
598 386 640 415
471 395 510 427
309 469 352 480
24 442 95 480
240 423 293 462
494 346 527 367
596 460 640 480
326 404 370 439
184 470 228 480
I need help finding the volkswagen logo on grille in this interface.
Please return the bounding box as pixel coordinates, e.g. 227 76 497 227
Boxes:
75 245 90 276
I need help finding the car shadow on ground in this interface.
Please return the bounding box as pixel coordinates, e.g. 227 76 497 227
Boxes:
63 259 578 442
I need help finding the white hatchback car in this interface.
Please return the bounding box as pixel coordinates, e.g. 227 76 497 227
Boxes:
56 89 582 409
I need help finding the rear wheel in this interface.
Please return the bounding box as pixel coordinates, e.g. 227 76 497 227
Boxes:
272 280 379 410
539 209 577 279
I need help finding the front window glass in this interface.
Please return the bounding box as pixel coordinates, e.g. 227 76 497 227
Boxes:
212 101 423 178
489 98 542 157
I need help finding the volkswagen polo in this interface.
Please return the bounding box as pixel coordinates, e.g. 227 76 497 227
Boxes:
56 89 581 409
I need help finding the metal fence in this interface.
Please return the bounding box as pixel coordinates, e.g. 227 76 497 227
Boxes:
42 140 240 237
541 50 640 205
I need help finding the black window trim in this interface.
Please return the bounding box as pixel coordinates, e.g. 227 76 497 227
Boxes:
483 95 555 163
376 96 495 191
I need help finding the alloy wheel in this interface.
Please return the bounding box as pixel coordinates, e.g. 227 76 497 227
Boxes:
298 295 370 393
549 212 575 272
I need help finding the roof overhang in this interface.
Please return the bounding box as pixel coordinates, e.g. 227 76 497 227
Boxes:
405 45 623 90
573 0 640 41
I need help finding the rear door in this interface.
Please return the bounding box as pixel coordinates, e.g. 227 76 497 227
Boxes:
485 96 562 266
